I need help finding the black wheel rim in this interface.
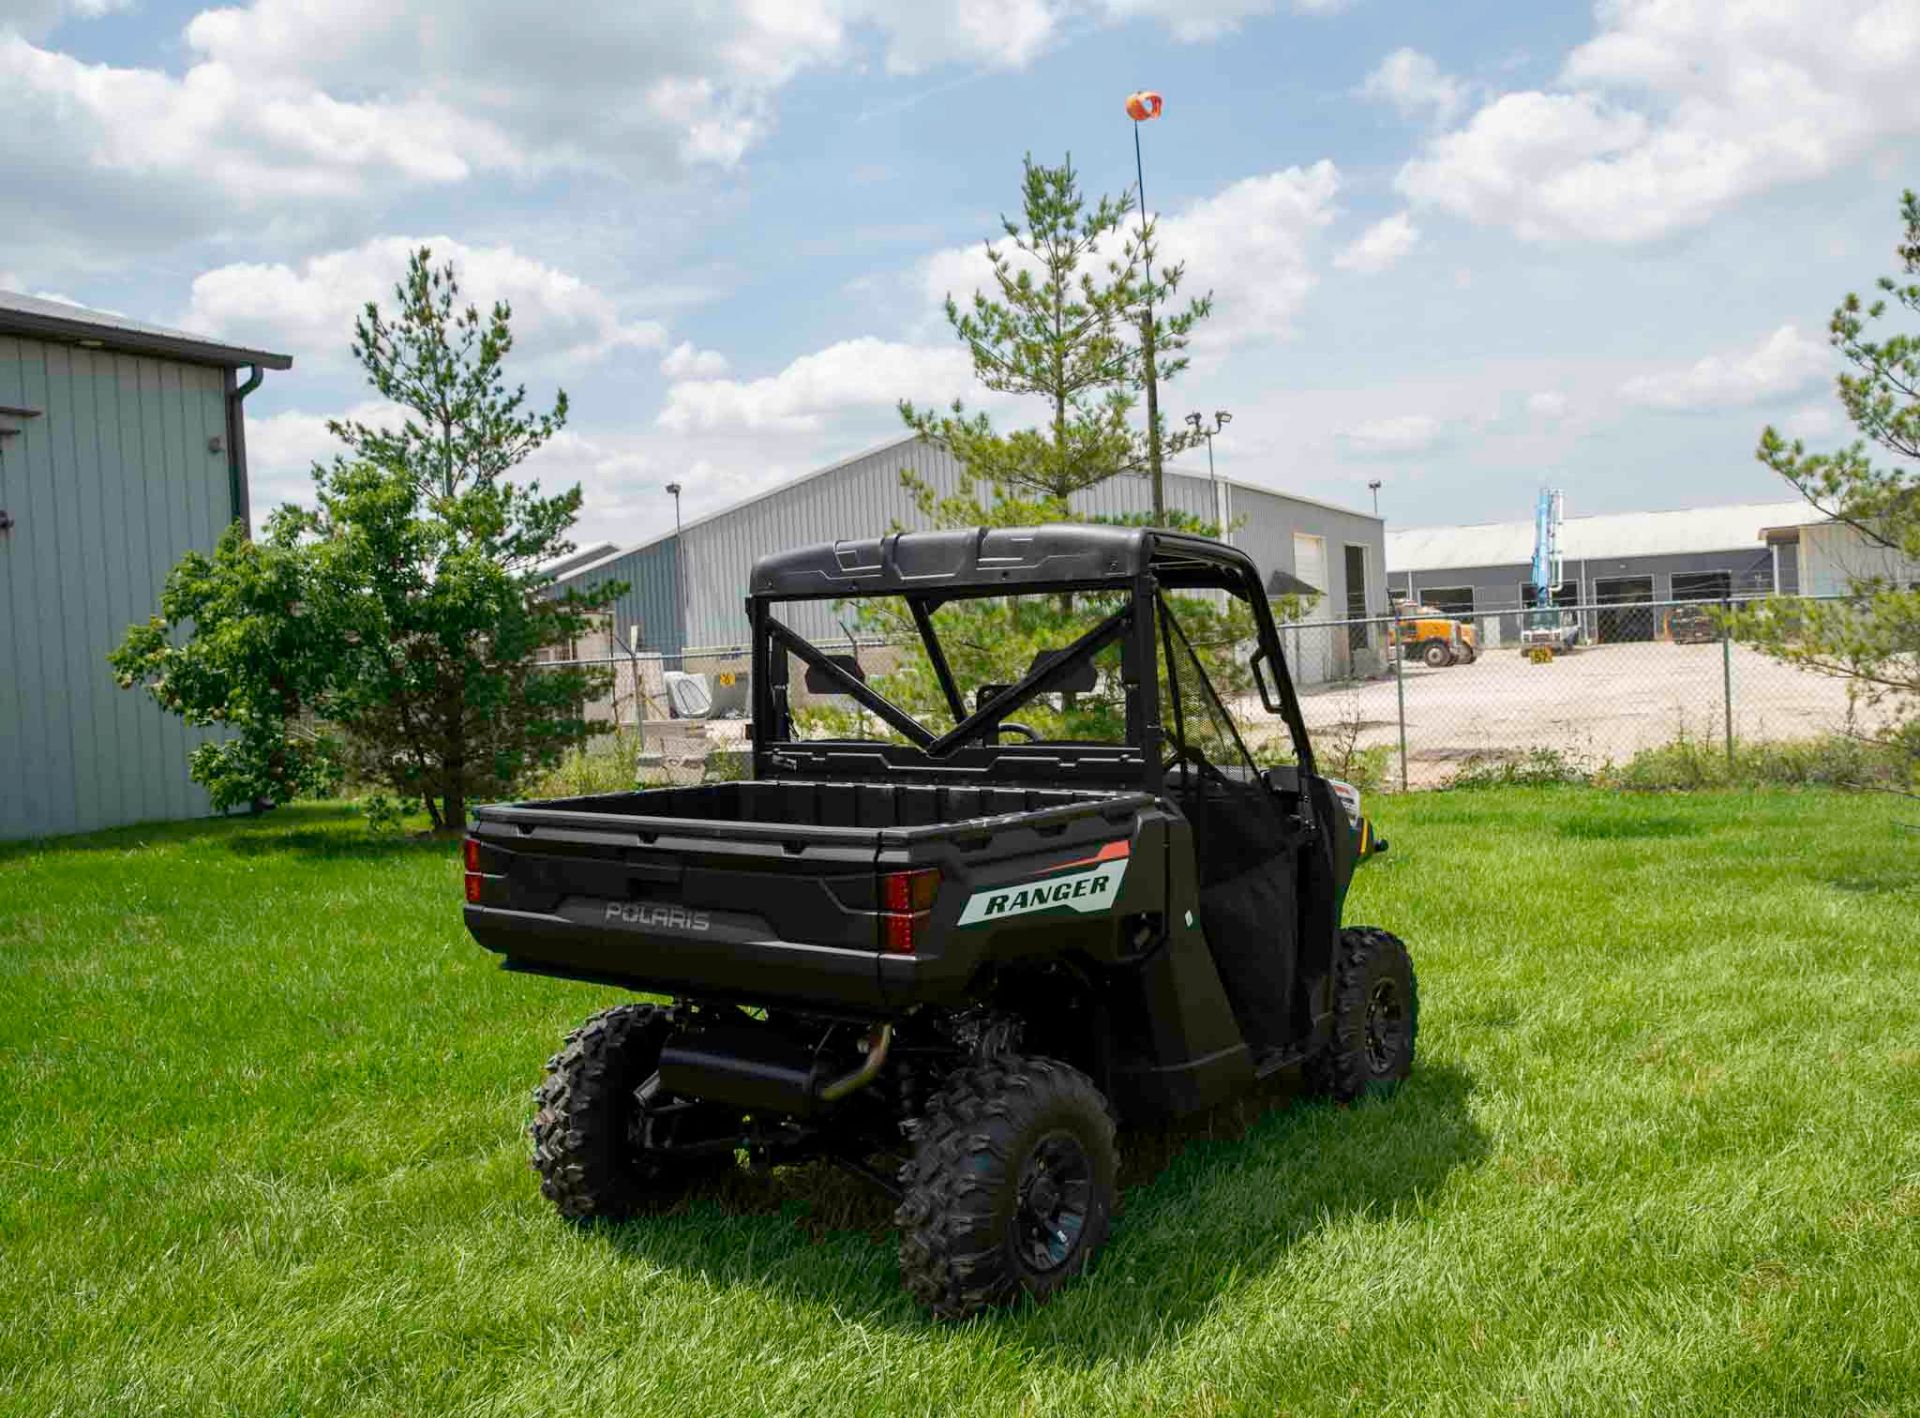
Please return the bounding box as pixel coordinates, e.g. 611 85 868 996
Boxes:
1013 1130 1093 1274
1363 976 1406 1074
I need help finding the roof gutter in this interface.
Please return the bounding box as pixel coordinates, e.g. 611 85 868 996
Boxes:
225 364 267 533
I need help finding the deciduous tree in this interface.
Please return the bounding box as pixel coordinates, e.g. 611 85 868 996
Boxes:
114 250 617 830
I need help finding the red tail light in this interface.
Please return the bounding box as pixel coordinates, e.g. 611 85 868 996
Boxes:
879 868 940 954
463 837 486 903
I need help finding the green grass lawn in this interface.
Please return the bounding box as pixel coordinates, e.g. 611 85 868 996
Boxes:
3 789 1917 1416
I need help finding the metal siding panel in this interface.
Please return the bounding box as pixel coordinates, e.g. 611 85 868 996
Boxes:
123 353 172 826
144 356 193 822
94 351 141 830
55 345 111 831
0 336 47 839
19 341 81 835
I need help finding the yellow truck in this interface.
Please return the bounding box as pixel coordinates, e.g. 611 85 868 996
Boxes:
1390 605 1477 667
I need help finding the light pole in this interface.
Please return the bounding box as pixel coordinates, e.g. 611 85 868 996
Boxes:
665 482 685 660
1367 479 1382 517
1185 409 1231 540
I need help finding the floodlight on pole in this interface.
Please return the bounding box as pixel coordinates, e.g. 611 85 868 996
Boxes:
1367 479 1382 517
1186 409 1231 542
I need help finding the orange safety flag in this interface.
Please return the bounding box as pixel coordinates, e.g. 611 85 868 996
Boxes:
1125 90 1163 121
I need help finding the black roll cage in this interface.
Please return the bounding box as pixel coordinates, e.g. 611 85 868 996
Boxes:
747 527 1318 793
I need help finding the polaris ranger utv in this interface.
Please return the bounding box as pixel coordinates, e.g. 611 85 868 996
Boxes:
463 525 1416 1319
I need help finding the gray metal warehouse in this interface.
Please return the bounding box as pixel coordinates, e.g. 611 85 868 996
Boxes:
0 291 290 841
1385 500 1810 644
551 433 1389 685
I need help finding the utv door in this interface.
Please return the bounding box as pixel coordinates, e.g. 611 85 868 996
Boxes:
1156 595 1312 1054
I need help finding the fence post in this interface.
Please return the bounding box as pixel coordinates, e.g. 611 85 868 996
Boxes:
1721 597 1735 767
1393 614 1409 791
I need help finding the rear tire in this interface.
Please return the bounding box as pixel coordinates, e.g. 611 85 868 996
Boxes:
1308 928 1418 1102
895 1056 1117 1320
530 1004 736 1220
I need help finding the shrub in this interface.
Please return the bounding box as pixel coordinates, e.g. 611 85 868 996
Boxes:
1603 731 1916 792
521 731 643 800
1447 748 1595 789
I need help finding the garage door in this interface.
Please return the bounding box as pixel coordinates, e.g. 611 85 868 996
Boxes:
1289 533 1332 685
1594 575 1655 642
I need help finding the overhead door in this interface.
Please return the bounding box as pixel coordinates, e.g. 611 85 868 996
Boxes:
1289 533 1332 685
1594 575 1655 643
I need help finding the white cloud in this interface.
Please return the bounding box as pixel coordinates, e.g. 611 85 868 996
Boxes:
917 160 1340 347
1527 391 1569 420
243 400 405 525
0 28 521 267
1619 324 1830 411
1339 414 1446 455
660 341 730 379
657 337 977 433
0 0 1102 268
1781 403 1840 441
862 0 1058 72
1164 162 1341 342
183 236 664 369
1090 0 1312 42
1396 0 1920 243
1360 48 1466 124
0 0 129 39
1333 211 1419 274
245 404 665 541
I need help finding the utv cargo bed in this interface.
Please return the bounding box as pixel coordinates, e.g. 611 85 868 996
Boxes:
466 781 1154 1010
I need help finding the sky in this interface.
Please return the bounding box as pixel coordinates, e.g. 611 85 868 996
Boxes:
2 0 1915 547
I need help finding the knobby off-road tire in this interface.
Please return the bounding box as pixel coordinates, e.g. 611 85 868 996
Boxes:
895 1056 1117 1320
530 1003 732 1220
1308 927 1419 1103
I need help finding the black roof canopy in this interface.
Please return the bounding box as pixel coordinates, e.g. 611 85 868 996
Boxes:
749 524 1263 602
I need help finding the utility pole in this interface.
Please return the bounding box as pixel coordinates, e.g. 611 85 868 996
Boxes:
1127 90 1166 525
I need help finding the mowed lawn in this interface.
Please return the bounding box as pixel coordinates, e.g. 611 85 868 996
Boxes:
2 790 1917 1417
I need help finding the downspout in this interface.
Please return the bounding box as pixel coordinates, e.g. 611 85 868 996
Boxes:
225 363 265 534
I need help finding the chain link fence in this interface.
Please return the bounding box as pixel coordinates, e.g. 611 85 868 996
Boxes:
536 595 1879 790
1288 594 1878 788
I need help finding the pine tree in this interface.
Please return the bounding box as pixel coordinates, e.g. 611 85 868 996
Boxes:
1735 189 1920 778
900 153 1210 519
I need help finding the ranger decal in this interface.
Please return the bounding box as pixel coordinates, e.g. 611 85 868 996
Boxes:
956 840 1130 927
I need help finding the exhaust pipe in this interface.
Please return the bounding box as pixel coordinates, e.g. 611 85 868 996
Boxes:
657 1023 893 1115
816 1024 892 1103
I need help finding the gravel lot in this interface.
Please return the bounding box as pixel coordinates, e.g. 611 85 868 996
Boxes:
1289 640 1872 785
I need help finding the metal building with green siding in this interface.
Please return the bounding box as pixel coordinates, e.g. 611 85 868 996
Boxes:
0 291 291 841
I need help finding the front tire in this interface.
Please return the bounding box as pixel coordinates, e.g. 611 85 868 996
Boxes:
895 1056 1117 1320
1308 928 1418 1102
1422 640 1452 668
530 1004 736 1220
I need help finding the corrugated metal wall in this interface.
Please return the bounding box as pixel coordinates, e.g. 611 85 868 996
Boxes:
554 436 1388 684
551 536 682 654
0 336 234 840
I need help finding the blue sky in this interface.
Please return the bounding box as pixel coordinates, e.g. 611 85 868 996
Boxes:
3 0 1914 546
